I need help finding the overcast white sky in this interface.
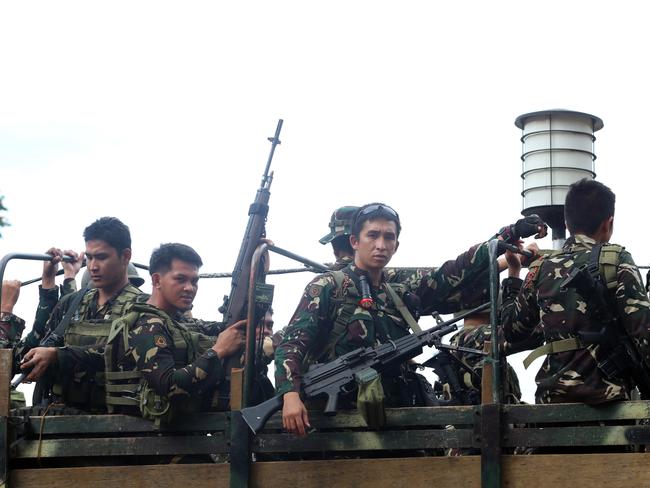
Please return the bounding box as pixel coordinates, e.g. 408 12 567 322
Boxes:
2 1 649 403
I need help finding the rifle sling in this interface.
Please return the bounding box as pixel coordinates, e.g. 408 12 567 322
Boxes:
46 286 90 344
383 284 422 333
523 337 583 369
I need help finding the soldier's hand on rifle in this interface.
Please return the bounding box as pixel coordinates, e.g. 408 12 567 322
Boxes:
282 391 311 436
213 319 246 359
42 247 63 289
498 215 548 244
62 249 84 280
21 346 57 382
1 280 21 314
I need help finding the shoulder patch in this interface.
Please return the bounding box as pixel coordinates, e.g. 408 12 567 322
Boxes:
524 266 540 287
309 284 323 298
154 334 168 348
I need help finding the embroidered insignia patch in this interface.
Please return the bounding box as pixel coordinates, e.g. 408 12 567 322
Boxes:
154 335 168 348
309 285 322 298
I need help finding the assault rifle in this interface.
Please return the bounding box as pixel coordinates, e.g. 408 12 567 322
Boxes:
217 120 283 408
240 302 489 434
560 245 650 399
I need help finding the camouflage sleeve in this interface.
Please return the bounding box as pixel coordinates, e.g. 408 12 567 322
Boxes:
130 314 224 398
60 278 77 297
57 344 104 377
0 313 26 349
16 291 72 360
501 273 541 344
614 251 650 364
274 274 335 396
414 242 491 314
182 317 223 336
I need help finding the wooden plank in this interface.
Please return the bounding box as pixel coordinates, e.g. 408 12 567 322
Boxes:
254 428 477 453
505 425 650 447
16 413 227 435
263 406 477 431
10 464 230 488
502 453 650 488
504 400 650 424
9 454 650 488
12 434 228 459
0 349 12 417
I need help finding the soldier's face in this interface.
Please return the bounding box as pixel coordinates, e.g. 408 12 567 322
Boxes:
85 239 130 291
351 218 399 272
153 258 199 313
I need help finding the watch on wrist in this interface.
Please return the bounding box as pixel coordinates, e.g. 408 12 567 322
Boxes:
202 349 218 360
0 312 15 323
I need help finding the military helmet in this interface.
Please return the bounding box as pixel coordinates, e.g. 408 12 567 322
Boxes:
319 206 360 245
80 263 145 289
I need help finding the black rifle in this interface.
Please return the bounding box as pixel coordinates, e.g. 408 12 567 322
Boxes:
240 302 489 434
12 285 89 391
217 120 283 408
560 245 650 399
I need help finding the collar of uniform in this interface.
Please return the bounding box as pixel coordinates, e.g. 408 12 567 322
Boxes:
89 282 132 316
567 234 597 250
345 264 387 285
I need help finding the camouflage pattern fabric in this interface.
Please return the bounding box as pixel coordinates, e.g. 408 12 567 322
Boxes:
0 313 25 349
448 323 522 403
19 278 78 351
328 255 354 271
501 234 650 404
274 241 491 396
112 307 224 402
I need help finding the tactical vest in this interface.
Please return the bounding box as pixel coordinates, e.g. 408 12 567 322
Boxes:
522 244 624 369
52 284 142 409
104 302 216 424
317 269 421 362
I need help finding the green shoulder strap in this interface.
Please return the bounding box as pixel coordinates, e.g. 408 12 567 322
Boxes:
383 284 422 333
599 244 624 290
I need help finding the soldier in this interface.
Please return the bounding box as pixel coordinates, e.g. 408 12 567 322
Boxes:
17 217 142 410
276 202 546 435
103 243 245 420
501 179 650 404
319 206 359 270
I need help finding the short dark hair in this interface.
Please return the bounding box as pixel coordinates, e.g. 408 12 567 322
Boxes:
565 179 616 235
331 235 354 256
352 203 401 238
149 243 203 275
83 217 131 254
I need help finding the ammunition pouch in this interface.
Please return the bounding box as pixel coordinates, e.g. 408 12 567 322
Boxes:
355 368 386 429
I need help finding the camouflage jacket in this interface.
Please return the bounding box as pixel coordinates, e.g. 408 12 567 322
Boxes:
447 324 522 403
501 234 650 404
0 313 25 349
109 304 224 402
20 278 78 351
274 241 491 395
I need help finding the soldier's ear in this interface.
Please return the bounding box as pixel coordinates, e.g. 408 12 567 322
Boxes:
120 248 132 264
395 240 400 252
151 272 162 289
350 234 359 251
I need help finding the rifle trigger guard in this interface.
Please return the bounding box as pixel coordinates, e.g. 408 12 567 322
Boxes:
388 339 397 351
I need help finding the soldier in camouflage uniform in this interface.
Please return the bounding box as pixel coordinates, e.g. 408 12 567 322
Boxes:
502 179 650 404
103 243 245 419
320 206 359 271
17 217 143 410
276 203 545 435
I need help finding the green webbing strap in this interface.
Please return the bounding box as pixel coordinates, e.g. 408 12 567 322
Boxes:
523 337 583 369
383 284 422 333
105 370 142 381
